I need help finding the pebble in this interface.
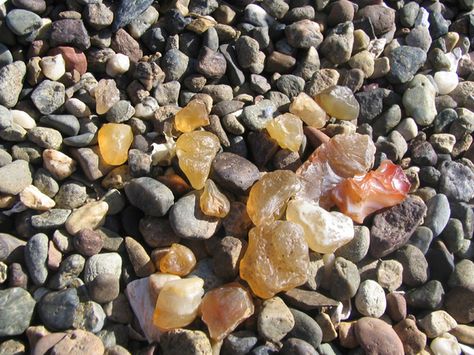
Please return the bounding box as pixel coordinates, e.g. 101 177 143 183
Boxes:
445 287 474 323
12 110 36 130
439 161 474 202
84 252 122 284
0 61 26 108
28 126 63 150
376 259 403 291
106 53 130 77
74 229 104 256
38 288 80 331
5 9 42 36
43 149 77 180
49 329 105 355
288 308 323 350
448 259 474 290
285 20 323 49
88 273 120 304
124 177 174 217
418 310 458 338
211 152 260 194
31 80 65 115
335 226 369 263
387 46 427 84
393 318 427 355
257 297 294 342
354 317 404 355
40 114 80 137
280 338 318 355
0 287 36 336
65 200 109 236
320 23 354 65
403 74 437 126
355 280 386 318
330 257 360 301
395 245 429 287
49 19 91 50
0 159 32 195
406 279 445 310
240 99 277 131
25 233 49 285
49 46 87 75
73 301 106 333
125 237 155 277
423 194 450 237
434 71 459 95
386 292 407 322
159 329 212 355
54 181 87 209
40 54 66 81
431 333 461 355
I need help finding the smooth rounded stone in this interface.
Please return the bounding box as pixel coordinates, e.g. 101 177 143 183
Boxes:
430 133 456 154
197 47 226 80
410 140 438 166
106 100 134 124
372 104 402 137
0 122 27 141
393 318 427 355
24 233 49 286
422 194 450 237
394 245 429 287
0 105 12 130
431 333 461 355
386 292 407 323
257 297 294 342
288 308 323 350
49 254 85 290
0 339 26 354
6 9 41 36
445 287 474 324
73 301 106 333
88 273 120 304
387 46 427 84
449 201 474 240
84 252 122 283
138 216 179 248
434 71 459 95
276 75 305 99
31 80 65 115
54 181 86 209
124 237 154 277
0 43 13 69
38 288 80 331
73 229 103 257
280 338 318 355
449 259 474 290
169 191 220 240
335 226 370 263
348 51 375 78
376 259 403 291
439 161 474 202
49 329 105 354
426 240 455 283
0 62 26 108
240 100 277 131
354 317 404 355
319 22 354 65
19 184 55 211
400 2 419 27
39 115 80 137
161 48 189 82
403 75 437 126
408 226 433 254
11 110 36 130
434 108 457 134
418 310 458 338
65 200 109 236
221 331 258 355
355 280 386 318
40 54 66 81
210 152 260 195
330 257 360 301
441 218 464 253
406 279 445 310
0 149 12 168
0 160 32 195
370 196 427 258
285 19 323 49
124 177 174 217
405 26 432 52
0 287 36 336
159 329 212 355
451 324 474 345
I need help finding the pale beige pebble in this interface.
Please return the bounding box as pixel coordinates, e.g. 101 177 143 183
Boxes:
106 53 130 77
11 110 36 129
65 98 91 118
429 133 456 154
148 273 181 301
355 279 387 318
430 333 461 355
338 321 359 349
395 118 418 141
94 78 120 115
43 149 77 180
316 312 338 342
0 193 15 209
377 259 403 291
65 200 109 236
450 325 474 345
371 57 390 79
348 50 375 78
418 311 458 338
20 185 56 211
27 56 44 86
40 54 66 81
26 325 50 350
368 38 387 58
48 240 62 271
353 29 370 53
187 15 217 34
49 329 105 355
125 237 155 277
289 92 327 128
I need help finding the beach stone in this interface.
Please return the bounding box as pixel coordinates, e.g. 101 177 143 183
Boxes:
40 115 80 137
49 46 87 75
355 280 386 318
0 160 32 195
38 288 80 331
408 226 433 254
54 181 87 209
406 280 445 310
449 259 474 290
0 43 12 69
445 287 474 323
50 19 91 50
0 287 36 336
124 177 174 217
370 196 427 258
418 310 458 338
394 245 429 287
74 229 103 257
240 100 277 131
6 9 41 36
356 5 395 36
88 273 120 304
125 237 155 277
159 329 212 355
330 257 360 301
393 318 427 355
376 259 403 291
354 317 404 355
169 191 220 240
65 200 108 236
280 338 318 355
403 75 437 126
83 252 122 283
386 292 407 322
387 46 427 84
320 22 354 65
288 308 323 350
423 194 450 237
426 240 455 283
441 218 464 253
439 161 474 202
31 80 65 115
50 329 104 355
257 297 294 342
48 254 84 290
73 301 106 333
25 233 49 285
0 61 26 108
28 127 63 150
335 226 370 263
285 20 323 49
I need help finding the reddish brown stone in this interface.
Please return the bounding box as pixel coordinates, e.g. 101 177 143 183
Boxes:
111 29 143 63
49 46 87 75
386 292 407 322
354 317 404 355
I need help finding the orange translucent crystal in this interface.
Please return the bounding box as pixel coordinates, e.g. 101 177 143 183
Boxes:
98 123 134 165
331 160 411 223
176 131 221 189
200 283 255 341
265 113 304 152
246 170 300 226
296 133 376 208
159 243 197 276
174 100 210 133
240 220 309 299
200 179 230 218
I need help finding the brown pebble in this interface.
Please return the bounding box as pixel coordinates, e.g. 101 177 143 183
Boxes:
125 237 155 277
87 273 120 304
47 241 62 270
8 262 28 288
386 292 407 322
338 321 359 349
74 229 104 256
393 318 427 355
50 329 104 355
354 317 404 355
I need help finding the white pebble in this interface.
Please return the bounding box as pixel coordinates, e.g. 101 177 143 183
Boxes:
11 110 36 129
40 54 66 81
431 333 461 355
434 71 459 95
106 53 130 77
19 185 55 211
355 279 386 318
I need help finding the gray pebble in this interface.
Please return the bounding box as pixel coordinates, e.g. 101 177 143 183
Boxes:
423 194 450 237
448 259 474 290
258 297 294 342
84 252 122 283
49 254 85 290
88 273 120 304
335 225 370 263
0 105 12 130
31 209 71 230
394 245 429 287
439 161 474 202
55 181 87 209
0 62 26 108
124 177 174 217
240 99 277 131
25 233 49 285
0 287 36 336
288 308 323 350
31 80 66 115
73 301 106 333
0 43 13 69
441 218 464 253
406 279 445 310
5 9 42 36
38 288 80 331
27 126 63 149
222 331 258 355
33 168 59 198
408 226 433 254
387 46 427 84
40 115 80 137
0 159 32 195
330 257 361 301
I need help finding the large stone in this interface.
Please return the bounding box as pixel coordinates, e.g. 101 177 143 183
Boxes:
387 46 427 84
211 152 260 194
355 317 404 355
0 287 35 336
0 61 26 108
124 177 174 217
0 160 32 195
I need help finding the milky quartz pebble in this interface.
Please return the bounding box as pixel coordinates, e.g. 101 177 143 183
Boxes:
431 333 461 355
19 185 55 211
289 92 327 128
433 71 459 95
286 199 354 254
43 149 77 180
153 277 204 330
11 110 36 129
106 53 130 77
65 200 109 236
40 54 66 81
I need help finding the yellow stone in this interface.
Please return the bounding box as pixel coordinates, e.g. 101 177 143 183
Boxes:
315 85 360 121
174 100 210 133
290 92 327 128
200 179 230 218
265 113 304 152
159 243 196 276
176 131 220 189
98 123 134 166
246 170 300 226
240 220 309 299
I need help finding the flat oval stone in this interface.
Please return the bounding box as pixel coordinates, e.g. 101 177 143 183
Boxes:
211 152 260 194
355 317 404 355
38 288 80 331
124 177 174 217
5 9 42 36
40 115 80 137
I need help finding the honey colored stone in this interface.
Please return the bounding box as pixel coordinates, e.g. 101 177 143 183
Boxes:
201 284 254 341
290 92 327 128
65 200 109 236
286 199 354 254
265 113 304 152
240 220 309 299
315 85 360 120
247 170 300 226
200 179 230 218
98 123 134 166
148 273 181 301
153 277 204 330
174 100 210 133
95 79 120 115
176 131 221 190
159 243 196 276
101 165 131 189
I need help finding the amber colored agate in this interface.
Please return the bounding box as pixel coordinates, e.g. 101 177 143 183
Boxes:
331 160 411 224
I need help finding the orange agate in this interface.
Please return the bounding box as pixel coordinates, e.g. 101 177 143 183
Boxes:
331 160 411 224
